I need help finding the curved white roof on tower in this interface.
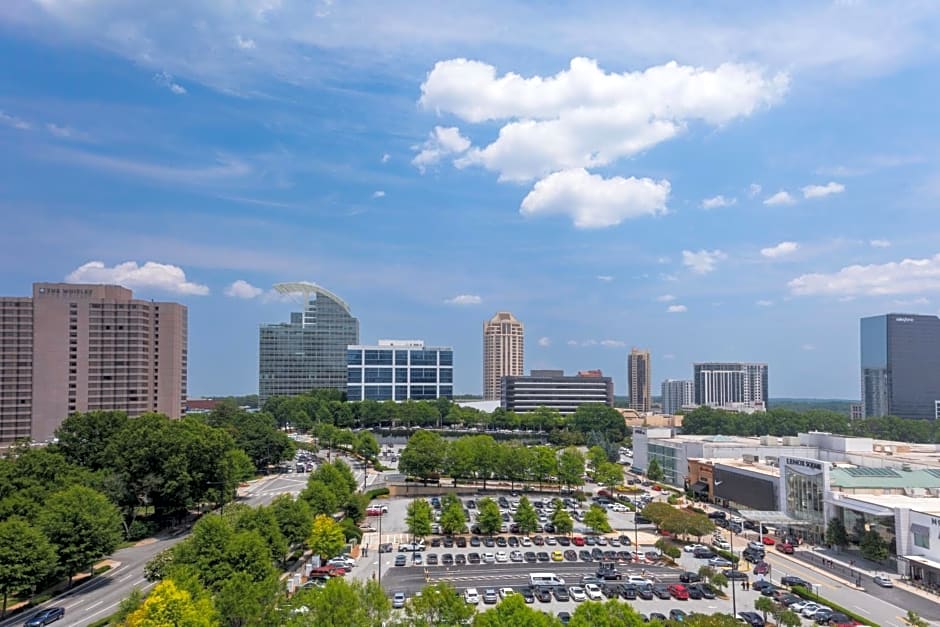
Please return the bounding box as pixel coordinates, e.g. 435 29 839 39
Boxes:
273 282 352 315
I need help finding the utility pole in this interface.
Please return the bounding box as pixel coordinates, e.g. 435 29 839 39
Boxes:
730 523 737 616
377 511 383 590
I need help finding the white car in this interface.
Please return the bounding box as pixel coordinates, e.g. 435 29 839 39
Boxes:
788 601 811 613
713 539 731 550
510 550 524 562
465 588 480 604
495 551 508 563
584 583 603 600
609 503 628 512
327 557 355 569
520 537 532 546
747 541 764 551
499 588 515 599
626 575 653 587
873 574 893 588
802 603 830 618
482 552 496 563
569 586 587 602
392 592 406 609
684 544 707 553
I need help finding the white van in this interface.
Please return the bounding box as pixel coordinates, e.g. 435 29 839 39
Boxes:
529 572 566 587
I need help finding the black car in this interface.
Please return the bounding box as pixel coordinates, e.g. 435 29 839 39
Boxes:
635 515 652 525
552 586 570 602
564 550 577 561
443 536 454 547
557 611 571 625
579 550 592 561
543 523 556 533
521 588 535 603
431 537 441 547
723 569 748 580
736 611 763 627
24 608 65 627
650 612 667 621
707 511 727 520
679 571 701 583
619 535 633 545
557 536 571 546
751 580 775 593
669 609 687 622
536 587 553 603
496 536 507 547
508 536 519 547
602 584 619 599
426 553 438 565
524 551 537 562
742 548 765 563
537 551 550 562
620 583 638 600
591 547 604 560
780 575 810 588
441 553 454 565
686 584 703 600
715 517 730 528
456 537 467 548
455 553 466 564
652 584 671 599
687 583 715 599
468 552 481 564
693 548 716 559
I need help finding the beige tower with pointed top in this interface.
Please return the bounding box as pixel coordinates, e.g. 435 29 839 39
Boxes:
483 312 524 400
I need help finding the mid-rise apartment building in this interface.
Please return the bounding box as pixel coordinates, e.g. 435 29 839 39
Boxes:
627 348 651 413
483 311 524 401
661 379 695 415
347 340 453 401
501 369 613 414
693 362 768 410
0 283 187 443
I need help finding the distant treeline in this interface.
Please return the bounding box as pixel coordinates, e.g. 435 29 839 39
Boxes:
682 405 940 443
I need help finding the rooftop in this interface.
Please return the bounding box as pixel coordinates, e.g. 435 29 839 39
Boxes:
834 492 940 516
830 466 940 490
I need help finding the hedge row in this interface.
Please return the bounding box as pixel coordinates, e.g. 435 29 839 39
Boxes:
365 487 390 500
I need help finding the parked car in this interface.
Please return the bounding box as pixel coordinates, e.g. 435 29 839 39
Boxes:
708 556 733 568
736 611 764 626
688 583 715 599
775 541 794 554
669 608 688 622
723 568 748 580
482 589 498 605
394 554 406 566
464 588 480 604
753 561 770 575
568 586 587 602
780 575 810 588
392 592 406 609
584 583 603 600
873 574 893 587
668 584 689 600
761 535 776 545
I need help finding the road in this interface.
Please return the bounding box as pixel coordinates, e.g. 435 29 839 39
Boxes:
2 472 308 627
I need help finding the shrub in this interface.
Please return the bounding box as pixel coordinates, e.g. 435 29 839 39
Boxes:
365 487 390 500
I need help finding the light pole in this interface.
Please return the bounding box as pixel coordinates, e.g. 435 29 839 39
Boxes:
730 521 737 617
377 510 383 590
634 509 639 562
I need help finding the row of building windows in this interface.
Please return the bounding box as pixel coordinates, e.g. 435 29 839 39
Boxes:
347 367 452 384
347 385 453 401
347 349 453 367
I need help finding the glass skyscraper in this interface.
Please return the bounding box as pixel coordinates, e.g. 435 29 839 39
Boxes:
346 340 453 401
861 313 940 419
259 285 359 404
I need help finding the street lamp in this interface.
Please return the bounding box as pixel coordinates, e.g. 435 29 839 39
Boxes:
377 509 383 590
729 520 737 617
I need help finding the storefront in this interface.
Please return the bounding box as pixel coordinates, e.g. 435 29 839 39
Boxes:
779 456 829 543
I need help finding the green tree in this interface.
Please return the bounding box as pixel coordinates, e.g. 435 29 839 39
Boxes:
641 502 676 526
270 494 314 548
569 599 646 626
471 435 500 489
826 518 849 550
776 609 802 627
594 462 623 488
528 446 557 491
443 437 476 487
399 430 446 484
557 447 586 491
169 515 233 588
114 587 144 624
406 498 434 539
215 572 279 627
0 518 56 616
646 458 664 482
499 442 531 492
126 578 217 627
860 528 889 562
354 431 380 462
513 496 539 535
472 593 557 627
584 504 612 534
754 596 776 624
587 446 608 472
697 565 716 584
904 610 931 627
476 497 503 535
231 506 288 564
301 480 340 518
439 496 467 535
55 410 129 471
404 581 475 627
39 485 123 584
709 572 728 595
286 577 389 627
308 515 346 561
551 508 574 535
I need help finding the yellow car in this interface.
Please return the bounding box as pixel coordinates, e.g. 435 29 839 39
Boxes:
551 551 564 562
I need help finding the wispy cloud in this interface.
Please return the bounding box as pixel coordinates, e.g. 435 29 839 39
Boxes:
538 336 551 347
381 153 391 164
0 111 31 130
154 71 187 95
444 293 481 305
235 35 256 49
600 339 626 348
596 275 614 282
667 304 688 313
747 183 762 198
756 299 774 307
761 241 799 258
682 249 727 274
764 190 795 206
372 190 386 199
870 239 891 248
701 195 736 210
802 181 845 199
39 147 252 185
657 294 676 302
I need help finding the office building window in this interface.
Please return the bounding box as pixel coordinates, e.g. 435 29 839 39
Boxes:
364 368 392 383
348 368 362 383
395 368 408 383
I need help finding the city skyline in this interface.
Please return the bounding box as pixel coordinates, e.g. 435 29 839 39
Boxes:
3 4 940 398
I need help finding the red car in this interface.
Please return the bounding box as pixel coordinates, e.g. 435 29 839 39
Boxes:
652 485 663 491
310 565 346 577
667 584 689 600
753 561 770 575
775 542 794 554
573 536 585 546
761 535 776 545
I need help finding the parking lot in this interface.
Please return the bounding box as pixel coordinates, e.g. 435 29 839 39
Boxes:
346 483 790 623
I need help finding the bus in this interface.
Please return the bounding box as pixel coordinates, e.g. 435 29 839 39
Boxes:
529 572 565 587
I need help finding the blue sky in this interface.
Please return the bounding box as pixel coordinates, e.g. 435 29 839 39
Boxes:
2 1 940 399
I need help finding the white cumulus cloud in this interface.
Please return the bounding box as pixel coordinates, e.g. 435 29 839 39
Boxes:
657 294 676 302
412 126 471 172
444 294 481 305
870 239 891 248
225 279 264 299
761 241 799 258
421 57 787 183
519 168 669 229
538 337 551 347
66 261 209 295
667 304 688 313
682 249 727 274
701 195 736 210
802 181 845 199
788 253 940 297
764 190 795 206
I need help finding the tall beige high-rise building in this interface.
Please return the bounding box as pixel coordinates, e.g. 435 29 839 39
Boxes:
627 347 651 413
483 311 524 400
0 283 187 443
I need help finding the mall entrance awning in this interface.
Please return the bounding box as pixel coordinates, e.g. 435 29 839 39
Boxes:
902 554 940 571
737 510 816 526
690 481 709 495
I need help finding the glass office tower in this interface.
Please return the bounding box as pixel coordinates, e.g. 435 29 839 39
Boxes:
346 340 453 401
861 313 940 419
259 286 359 404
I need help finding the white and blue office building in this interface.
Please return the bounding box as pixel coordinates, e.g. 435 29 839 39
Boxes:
347 340 453 401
